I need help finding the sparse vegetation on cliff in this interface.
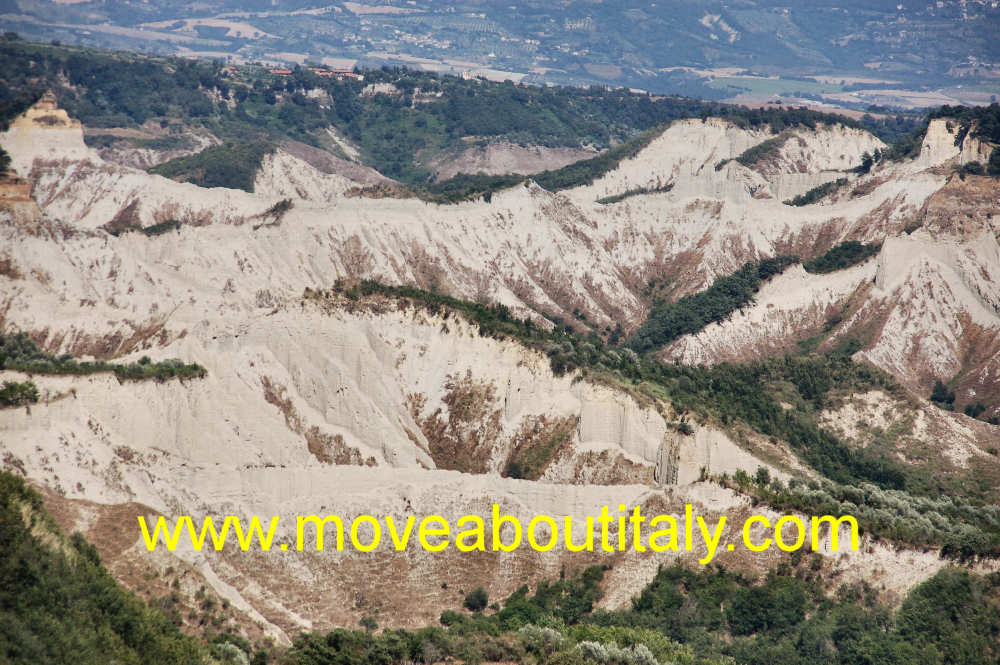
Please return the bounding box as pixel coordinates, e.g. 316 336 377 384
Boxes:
784 178 848 206
0 331 206 381
316 280 1000 557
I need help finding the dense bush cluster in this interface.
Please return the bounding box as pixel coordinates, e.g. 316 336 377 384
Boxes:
463 588 489 612
604 563 1000 665
802 241 881 274
140 219 182 236
652 355 909 489
0 331 206 381
419 173 525 204
0 379 38 406
287 558 1000 665
149 142 275 192
531 129 663 192
629 257 799 353
733 133 790 167
729 467 1000 559
596 183 674 205
882 123 928 162
931 379 957 410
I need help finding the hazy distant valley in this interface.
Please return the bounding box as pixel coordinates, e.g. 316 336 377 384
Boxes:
4 0 1000 107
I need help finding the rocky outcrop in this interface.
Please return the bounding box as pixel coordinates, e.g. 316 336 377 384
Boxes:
429 141 597 181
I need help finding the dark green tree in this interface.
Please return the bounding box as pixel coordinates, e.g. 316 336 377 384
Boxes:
464 587 489 612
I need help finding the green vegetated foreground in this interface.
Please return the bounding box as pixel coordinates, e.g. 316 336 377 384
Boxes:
286 561 1000 665
0 331 206 406
3 467 998 665
0 472 205 664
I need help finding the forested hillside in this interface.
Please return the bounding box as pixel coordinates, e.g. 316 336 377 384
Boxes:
284 561 1000 665
0 36 919 186
0 473 208 664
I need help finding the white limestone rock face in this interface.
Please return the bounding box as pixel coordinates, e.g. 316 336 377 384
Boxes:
253 149 358 203
2 93 95 174
0 300 781 641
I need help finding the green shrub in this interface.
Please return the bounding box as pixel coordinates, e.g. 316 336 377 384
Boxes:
957 161 985 177
0 471 206 664
964 402 987 418
733 132 790 167
0 379 38 406
931 379 956 408
784 178 848 206
149 142 274 192
596 183 673 205
464 588 489 612
140 219 182 236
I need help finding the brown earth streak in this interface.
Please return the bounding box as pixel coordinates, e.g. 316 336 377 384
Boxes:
504 414 578 480
947 314 1000 418
409 370 504 474
262 376 375 466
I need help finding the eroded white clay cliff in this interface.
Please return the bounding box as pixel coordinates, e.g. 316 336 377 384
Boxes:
2 99 999 640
